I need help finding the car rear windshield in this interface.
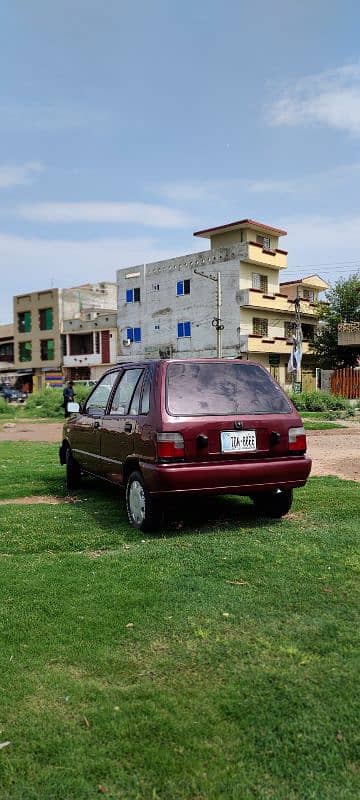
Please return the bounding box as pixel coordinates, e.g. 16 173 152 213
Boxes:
166 362 291 416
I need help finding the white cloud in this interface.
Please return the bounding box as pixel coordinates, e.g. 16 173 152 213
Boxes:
269 63 360 135
160 162 360 201
0 232 176 322
160 179 244 203
17 201 190 228
0 162 43 189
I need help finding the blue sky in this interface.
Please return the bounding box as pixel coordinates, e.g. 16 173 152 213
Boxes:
1 0 360 321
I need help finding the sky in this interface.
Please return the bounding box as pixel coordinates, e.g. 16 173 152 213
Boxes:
1 0 360 322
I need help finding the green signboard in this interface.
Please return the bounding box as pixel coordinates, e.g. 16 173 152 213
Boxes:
293 381 302 394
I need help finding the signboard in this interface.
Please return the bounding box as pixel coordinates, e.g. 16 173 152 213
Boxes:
292 381 302 394
269 354 280 366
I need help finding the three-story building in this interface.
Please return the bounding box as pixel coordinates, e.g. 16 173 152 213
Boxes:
116 218 328 389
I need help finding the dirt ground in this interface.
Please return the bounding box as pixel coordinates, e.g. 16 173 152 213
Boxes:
0 419 359 482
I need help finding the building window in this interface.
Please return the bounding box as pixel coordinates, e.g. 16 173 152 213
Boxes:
19 341 32 362
256 234 271 250
252 273 268 293
61 335 67 357
0 342 14 362
253 318 268 337
154 324 160 331
40 339 55 361
18 311 31 333
152 283 160 291
39 307 53 330
177 321 191 338
95 331 100 353
302 324 315 341
126 287 141 303
126 327 141 343
302 288 315 302
176 279 190 296
284 321 294 339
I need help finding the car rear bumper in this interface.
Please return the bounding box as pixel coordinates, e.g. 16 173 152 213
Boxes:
141 456 312 495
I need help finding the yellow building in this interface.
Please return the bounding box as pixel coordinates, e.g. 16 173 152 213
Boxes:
194 220 329 390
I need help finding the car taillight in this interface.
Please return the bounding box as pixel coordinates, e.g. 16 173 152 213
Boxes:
288 426 307 452
156 432 185 460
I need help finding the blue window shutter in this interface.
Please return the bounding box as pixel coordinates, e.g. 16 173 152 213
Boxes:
177 322 184 337
176 281 183 296
184 321 191 337
134 327 141 342
126 289 133 303
127 327 133 342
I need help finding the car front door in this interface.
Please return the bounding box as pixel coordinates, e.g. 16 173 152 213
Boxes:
100 367 144 482
69 371 119 473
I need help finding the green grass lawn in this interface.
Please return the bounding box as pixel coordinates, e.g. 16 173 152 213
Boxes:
0 443 359 799
303 420 343 430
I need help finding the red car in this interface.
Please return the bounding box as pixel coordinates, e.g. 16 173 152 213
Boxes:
59 359 311 531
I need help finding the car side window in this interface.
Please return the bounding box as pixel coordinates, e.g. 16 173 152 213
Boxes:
129 371 145 415
109 369 143 415
84 372 118 416
140 370 151 414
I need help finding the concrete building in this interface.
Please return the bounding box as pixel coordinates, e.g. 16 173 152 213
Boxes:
116 218 328 389
62 309 118 382
0 323 14 380
13 282 116 390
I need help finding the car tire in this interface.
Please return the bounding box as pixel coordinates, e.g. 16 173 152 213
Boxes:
252 488 293 518
126 471 160 532
66 448 81 491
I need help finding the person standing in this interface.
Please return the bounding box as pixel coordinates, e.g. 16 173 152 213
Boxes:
63 381 75 418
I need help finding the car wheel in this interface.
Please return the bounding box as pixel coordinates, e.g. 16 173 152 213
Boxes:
126 471 160 532
252 488 293 518
66 448 81 490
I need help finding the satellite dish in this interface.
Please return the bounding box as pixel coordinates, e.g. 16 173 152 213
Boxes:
122 339 131 347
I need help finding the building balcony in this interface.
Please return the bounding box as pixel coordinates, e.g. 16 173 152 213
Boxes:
239 335 312 356
245 242 287 270
338 322 360 346
238 288 319 317
63 353 103 367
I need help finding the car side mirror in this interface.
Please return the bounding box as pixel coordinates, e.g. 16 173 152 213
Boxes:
67 401 80 414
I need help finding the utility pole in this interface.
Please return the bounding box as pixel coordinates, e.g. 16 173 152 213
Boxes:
193 268 224 357
293 287 303 392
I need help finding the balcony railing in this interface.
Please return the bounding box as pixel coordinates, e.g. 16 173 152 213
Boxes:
238 288 319 316
63 353 102 367
338 321 360 346
239 335 312 355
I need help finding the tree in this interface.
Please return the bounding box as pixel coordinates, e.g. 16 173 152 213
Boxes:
312 272 360 368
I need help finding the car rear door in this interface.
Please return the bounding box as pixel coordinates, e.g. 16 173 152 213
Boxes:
100 367 145 482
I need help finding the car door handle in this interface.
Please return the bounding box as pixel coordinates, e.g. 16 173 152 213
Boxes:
94 420 100 429
124 422 133 433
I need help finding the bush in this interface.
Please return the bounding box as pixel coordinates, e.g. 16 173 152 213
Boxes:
289 391 350 412
23 384 92 419
0 397 16 416
23 388 65 418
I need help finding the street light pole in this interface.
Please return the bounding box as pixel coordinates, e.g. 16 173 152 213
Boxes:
193 268 224 357
293 287 303 391
216 271 222 359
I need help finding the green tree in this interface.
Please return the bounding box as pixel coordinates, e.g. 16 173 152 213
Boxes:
312 272 360 368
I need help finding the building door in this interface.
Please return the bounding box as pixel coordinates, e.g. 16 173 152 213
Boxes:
101 330 110 363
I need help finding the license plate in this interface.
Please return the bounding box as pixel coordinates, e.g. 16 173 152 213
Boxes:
221 430 257 453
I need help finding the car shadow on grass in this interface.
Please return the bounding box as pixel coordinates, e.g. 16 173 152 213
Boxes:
75 476 280 540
